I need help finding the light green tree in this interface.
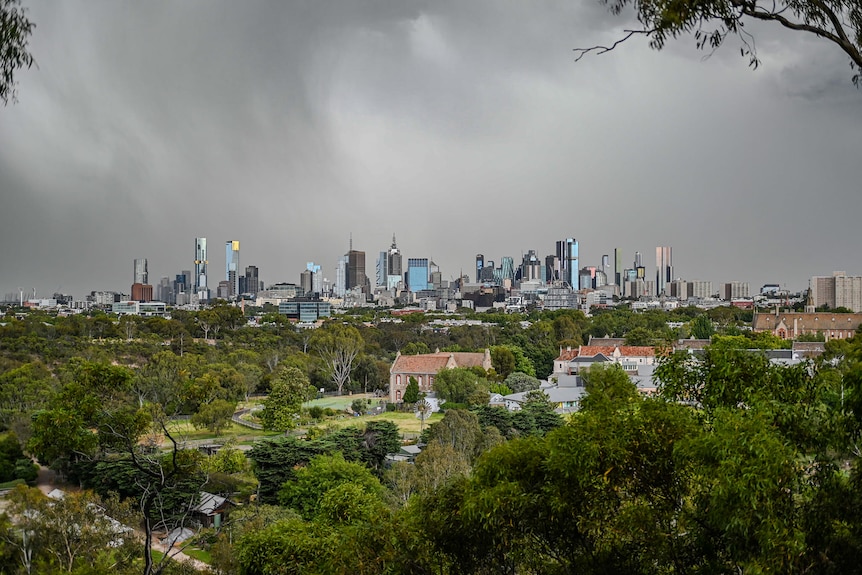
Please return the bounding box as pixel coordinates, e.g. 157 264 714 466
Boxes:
259 367 309 432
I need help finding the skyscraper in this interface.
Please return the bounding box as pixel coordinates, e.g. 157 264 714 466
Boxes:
388 234 402 278
134 258 148 285
376 251 388 287
476 254 484 284
194 237 208 301
346 249 367 292
241 265 260 296
614 248 622 287
656 246 673 296
408 258 430 292
556 238 578 289
225 240 240 297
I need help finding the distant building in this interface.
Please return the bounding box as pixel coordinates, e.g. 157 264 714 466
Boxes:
388 350 493 403
225 240 240 296
722 281 750 300
134 258 148 285
656 246 672 296
194 237 209 301
131 283 153 302
278 300 332 322
408 258 430 292
810 271 862 312
752 310 862 341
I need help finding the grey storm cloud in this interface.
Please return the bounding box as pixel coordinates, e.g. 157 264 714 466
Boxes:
1 0 860 299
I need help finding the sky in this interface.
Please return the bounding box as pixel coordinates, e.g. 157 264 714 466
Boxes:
1 0 860 300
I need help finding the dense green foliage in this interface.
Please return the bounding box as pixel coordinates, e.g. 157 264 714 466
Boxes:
3 302 861 574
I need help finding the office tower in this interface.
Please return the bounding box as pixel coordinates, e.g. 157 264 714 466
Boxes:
476 254 484 283
614 248 622 287
306 262 322 295
408 258 430 292
300 269 314 295
346 249 367 292
238 266 256 296
194 237 209 301
521 250 542 283
501 257 515 285
595 269 607 288
545 255 559 283
656 246 673 296
556 238 578 289
387 234 402 278
134 258 148 285
376 251 388 287
429 260 442 290
157 276 173 304
634 251 643 268
480 261 496 283
335 255 348 297
225 240 240 296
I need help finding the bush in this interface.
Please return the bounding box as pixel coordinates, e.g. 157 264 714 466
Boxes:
385 403 396 412
308 406 325 420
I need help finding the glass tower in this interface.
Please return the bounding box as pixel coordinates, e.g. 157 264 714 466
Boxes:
225 240 240 296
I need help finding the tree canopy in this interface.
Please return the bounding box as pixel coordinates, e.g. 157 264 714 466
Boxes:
584 0 862 84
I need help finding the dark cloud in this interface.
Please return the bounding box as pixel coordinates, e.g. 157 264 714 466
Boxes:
1 0 860 299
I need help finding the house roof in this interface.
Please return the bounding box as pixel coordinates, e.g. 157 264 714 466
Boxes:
673 339 713 351
391 351 489 374
555 348 579 361
194 492 232 516
578 345 656 358
753 312 862 332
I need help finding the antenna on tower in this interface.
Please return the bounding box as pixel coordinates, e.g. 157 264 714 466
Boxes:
349 233 353 251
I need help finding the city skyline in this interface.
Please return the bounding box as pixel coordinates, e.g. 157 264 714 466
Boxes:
2 2 861 299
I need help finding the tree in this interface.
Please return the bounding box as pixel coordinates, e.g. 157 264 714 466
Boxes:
2 485 135 573
312 323 363 395
0 0 35 105
433 367 489 406
190 398 236 435
278 453 386 521
689 314 715 340
582 0 862 85
259 367 309 432
402 376 420 404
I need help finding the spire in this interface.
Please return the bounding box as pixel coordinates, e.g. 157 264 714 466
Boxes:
349 233 353 251
391 233 397 249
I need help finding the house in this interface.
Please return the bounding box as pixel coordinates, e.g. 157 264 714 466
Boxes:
191 492 234 529
388 350 493 403
553 345 657 376
752 310 862 341
386 444 424 463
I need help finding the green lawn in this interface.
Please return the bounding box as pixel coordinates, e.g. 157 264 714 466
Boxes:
304 393 379 410
183 547 213 564
310 410 443 435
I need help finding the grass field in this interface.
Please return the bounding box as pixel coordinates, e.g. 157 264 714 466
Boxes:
156 394 438 448
310 410 443 435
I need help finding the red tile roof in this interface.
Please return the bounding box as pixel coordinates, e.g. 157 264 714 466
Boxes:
391 351 488 374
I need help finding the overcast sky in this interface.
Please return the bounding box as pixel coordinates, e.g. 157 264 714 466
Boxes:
1 0 860 300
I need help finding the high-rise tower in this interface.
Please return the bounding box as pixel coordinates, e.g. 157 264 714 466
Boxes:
194 237 209 301
556 238 579 289
134 258 148 285
476 254 484 284
656 246 673 296
225 240 240 296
